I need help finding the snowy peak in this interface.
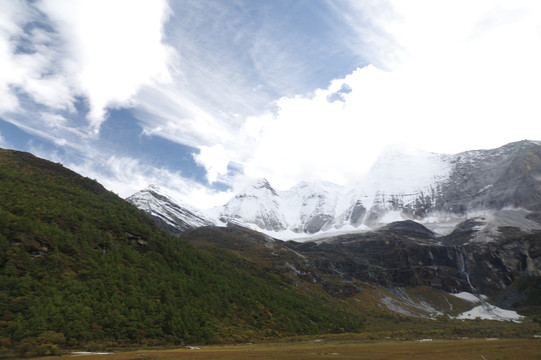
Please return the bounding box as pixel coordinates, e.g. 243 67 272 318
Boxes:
242 178 279 197
127 185 214 234
336 146 452 227
215 179 344 235
218 178 286 232
253 178 277 192
440 139 541 214
283 181 344 234
364 144 451 193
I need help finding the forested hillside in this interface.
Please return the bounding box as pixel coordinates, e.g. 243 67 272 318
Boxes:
0 149 362 356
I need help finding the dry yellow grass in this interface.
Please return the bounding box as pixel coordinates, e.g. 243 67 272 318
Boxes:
37 338 540 360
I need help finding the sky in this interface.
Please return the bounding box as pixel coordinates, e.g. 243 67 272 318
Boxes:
1 0 541 209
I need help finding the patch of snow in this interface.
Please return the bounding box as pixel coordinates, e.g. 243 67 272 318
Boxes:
288 224 373 242
380 288 444 319
476 184 494 194
421 218 464 236
456 304 524 322
451 292 482 303
489 209 541 231
379 210 404 223
71 351 112 356
281 181 344 230
245 222 373 242
379 296 420 318
418 216 440 224
359 144 452 197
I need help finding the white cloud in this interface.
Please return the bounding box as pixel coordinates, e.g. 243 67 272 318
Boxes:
66 154 233 209
0 84 19 113
0 130 7 148
0 0 74 113
325 0 402 70
135 85 237 149
0 0 173 135
193 144 230 184
40 112 67 128
37 0 174 131
233 1 541 190
241 66 393 189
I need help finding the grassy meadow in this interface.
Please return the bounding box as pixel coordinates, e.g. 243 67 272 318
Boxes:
36 337 541 360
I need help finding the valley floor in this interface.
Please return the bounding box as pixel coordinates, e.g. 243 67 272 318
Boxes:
36 337 541 360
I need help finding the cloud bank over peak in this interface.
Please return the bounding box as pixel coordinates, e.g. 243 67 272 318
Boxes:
204 0 541 191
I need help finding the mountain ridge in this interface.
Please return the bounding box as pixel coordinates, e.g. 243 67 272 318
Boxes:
128 140 541 240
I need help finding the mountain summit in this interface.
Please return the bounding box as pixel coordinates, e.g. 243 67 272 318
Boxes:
127 185 214 233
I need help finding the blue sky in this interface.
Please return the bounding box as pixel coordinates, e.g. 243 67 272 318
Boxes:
1 0 541 208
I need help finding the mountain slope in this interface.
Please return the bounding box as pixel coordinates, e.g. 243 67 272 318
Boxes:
436 140 541 213
182 224 540 330
127 185 214 234
341 144 453 227
0 148 364 353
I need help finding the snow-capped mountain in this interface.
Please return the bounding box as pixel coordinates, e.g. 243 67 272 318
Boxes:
216 178 287 232
283 181 343 234
128 140 541 239
127 185 214 234
337 144 453 228
211 179 344 234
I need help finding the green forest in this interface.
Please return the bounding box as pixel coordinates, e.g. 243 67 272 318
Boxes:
0 149 363 356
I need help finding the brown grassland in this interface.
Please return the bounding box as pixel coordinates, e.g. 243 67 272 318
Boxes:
36 337 540 360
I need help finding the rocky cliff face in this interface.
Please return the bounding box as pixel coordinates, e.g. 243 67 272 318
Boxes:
433 140 541 215
285 220 541 296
